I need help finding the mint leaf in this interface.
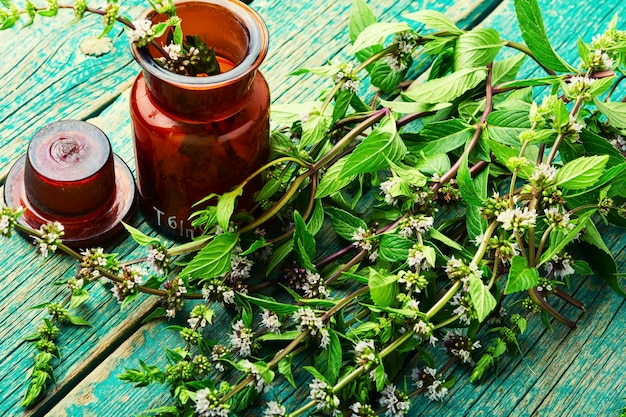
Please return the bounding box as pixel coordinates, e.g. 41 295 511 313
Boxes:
594 99 626 129
341 115 407 177
278 356 297 388
216 187 243 231
504 256 539 294
513 0 574 73
350 22 412 53
468 275 496 322
555 155 609 190
368 269 399 308
349 0 377 43
453 28 502 70
581 222 626 296
378 234 413 262
301 112 330 149
325 206 368 241
402 10 463 35
123 223 160 246
403 67 488 104
180 232 238 279
316 156 357 199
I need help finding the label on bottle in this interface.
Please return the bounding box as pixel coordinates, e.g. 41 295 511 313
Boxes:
152 205 196 239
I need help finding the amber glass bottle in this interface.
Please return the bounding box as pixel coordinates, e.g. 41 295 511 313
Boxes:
130 0 270 240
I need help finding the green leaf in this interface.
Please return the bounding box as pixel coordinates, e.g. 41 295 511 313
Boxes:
593 99 626 129
123 223 160 246
349 0 377 43
307 200 325 235
403 10 463 35
453 28 502 70
487 139 535 179
468 275 496 322
538 211 593 266
588 76 615 97
304 366 329 384
368 269 399 308
69 289 89 309
378 234 413 262
403 67 488 104
457 149 484 206
582 229 625 297
316 156 357 199
240 238 268 256
555 155 609 190
290 64 341 78
180 232 238 279
332 90 354 124
466 167 489 240
68 315 91 327
370 59 405 93
278 356 297 388
513 0 573 72
377 99 450 114
266 238 293 274
258 330 302 342
491 54 526 85
580 129 626 167
141 307 166 324
428 228 465 254
504 256 539 294
301 112 330 149
239 294 300 314
374 364 386 391
325 206 368 241
216 187 243 231
387 159 427 187
408 119 474 155
486 110 532 147
350 22 412 53
315 328 342 384
294 211 316 270
341 115 407 177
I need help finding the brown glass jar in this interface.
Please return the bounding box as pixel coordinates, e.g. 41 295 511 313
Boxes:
130 0 270 240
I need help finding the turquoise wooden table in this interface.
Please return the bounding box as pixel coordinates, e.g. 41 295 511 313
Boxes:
1 0 626 416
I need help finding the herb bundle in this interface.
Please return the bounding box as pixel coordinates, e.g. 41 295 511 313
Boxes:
3 0 626 415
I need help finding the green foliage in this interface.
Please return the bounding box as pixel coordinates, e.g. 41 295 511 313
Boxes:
9 0 626 415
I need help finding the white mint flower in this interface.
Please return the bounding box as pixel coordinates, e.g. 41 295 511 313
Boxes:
352 227 373 252
544 207 573 230
263 401 286 417
530 163 558 185
230 319 254 357
496 207 537 231
545 253 576 278
194 387 230 417
127 19 155 47
385 56 407 72
379 385 410 417
309 377 340 414
261 309 282 333
610 135 626 152
380 177 399 205
241 359 270 393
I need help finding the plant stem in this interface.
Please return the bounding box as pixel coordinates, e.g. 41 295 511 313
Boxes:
503 40 557 76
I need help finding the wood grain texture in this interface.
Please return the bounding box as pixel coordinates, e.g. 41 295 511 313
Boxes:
1 0 626 416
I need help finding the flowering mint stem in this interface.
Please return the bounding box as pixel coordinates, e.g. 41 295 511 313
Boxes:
546 95 584 164
432 63 494 191
13 223 204 299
